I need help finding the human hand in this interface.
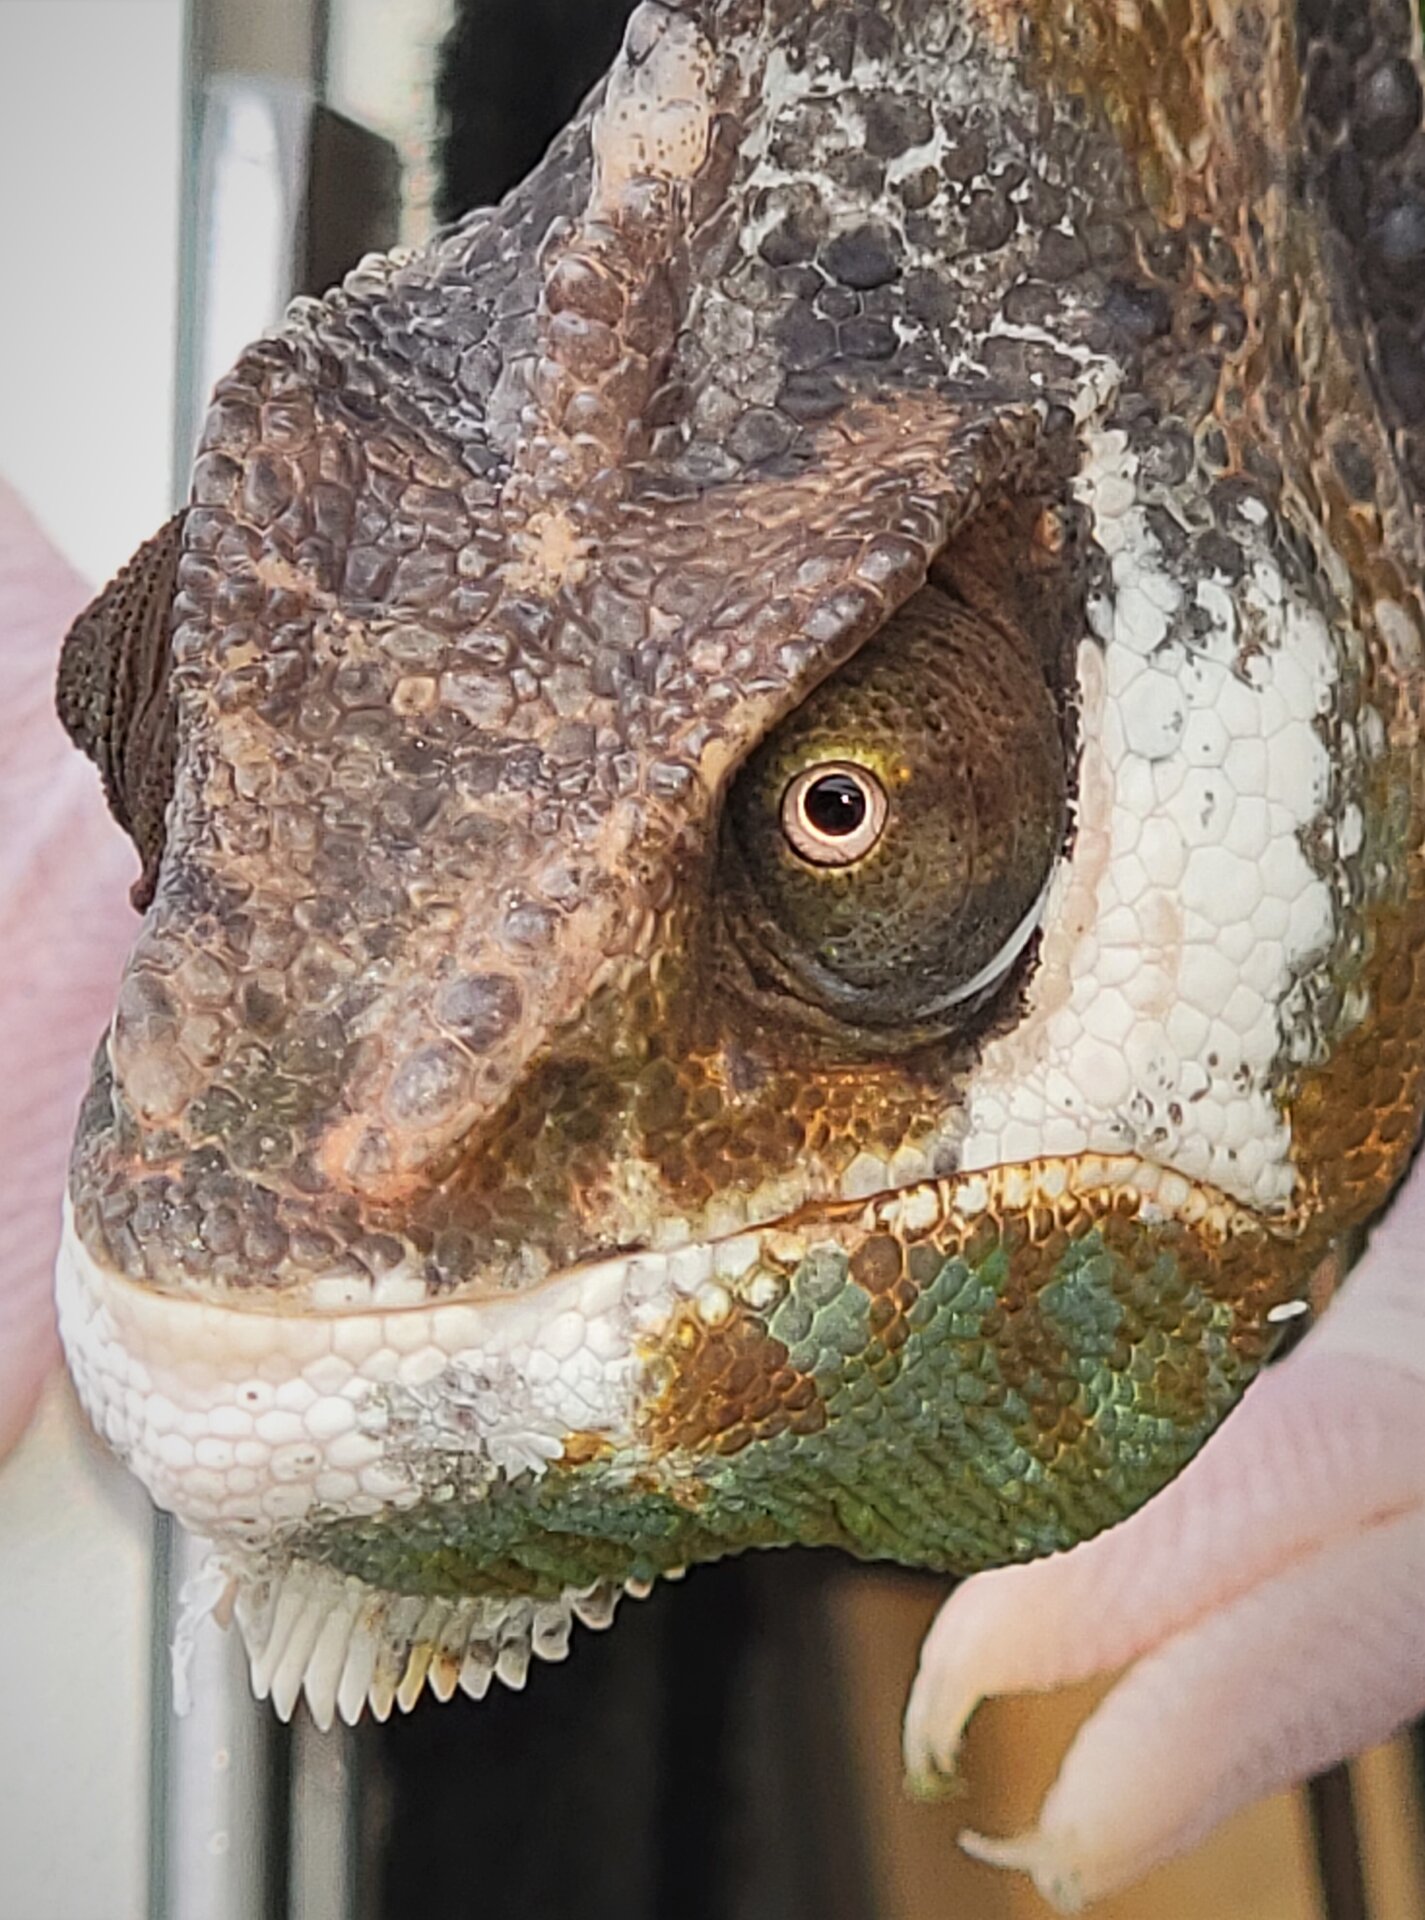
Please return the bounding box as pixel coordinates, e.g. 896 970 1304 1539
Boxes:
0 480 137 1459
904 1165 1425 1910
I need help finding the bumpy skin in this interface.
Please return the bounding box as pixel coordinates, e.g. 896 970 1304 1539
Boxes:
906 1183 1425 1909
52 0 1425 1788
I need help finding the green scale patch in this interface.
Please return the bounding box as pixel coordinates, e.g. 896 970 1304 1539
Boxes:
301 1222 1262 1601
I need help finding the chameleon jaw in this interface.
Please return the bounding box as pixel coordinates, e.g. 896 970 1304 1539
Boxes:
56 1152 1302 1724
56 1191 687 1725
166 1543 642 1730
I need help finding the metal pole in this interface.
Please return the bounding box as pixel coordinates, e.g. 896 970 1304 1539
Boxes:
155 3 304 1908
288 1709 359 1920
151 1520 286 1920
154 7 398 1913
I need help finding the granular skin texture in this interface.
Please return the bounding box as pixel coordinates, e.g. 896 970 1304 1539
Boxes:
51 0 1425 1713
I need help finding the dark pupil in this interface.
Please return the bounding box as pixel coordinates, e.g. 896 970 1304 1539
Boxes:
804 772 867 836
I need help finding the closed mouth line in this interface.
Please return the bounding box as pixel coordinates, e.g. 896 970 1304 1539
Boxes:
61 1148 1272 1331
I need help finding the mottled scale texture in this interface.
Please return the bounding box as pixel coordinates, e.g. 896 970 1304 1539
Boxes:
55 0 1425 1719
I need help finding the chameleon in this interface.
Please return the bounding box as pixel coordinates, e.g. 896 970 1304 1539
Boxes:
47 0 1425 1898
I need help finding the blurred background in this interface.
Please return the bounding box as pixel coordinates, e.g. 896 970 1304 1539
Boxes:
1 4 1423 1917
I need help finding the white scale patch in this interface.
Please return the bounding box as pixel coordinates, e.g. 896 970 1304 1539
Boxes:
56 1200 702 1721
959 426 1339 1208
54 1199 713 1544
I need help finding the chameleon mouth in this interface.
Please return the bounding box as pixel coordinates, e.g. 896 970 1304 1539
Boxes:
57 1152 1283 1539
56 1154 1297 1723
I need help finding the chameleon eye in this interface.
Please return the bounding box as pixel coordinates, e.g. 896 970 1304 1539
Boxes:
720 581 1067 1038
782 763 889 866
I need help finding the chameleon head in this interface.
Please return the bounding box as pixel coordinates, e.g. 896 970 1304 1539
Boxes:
55 0 1425 1724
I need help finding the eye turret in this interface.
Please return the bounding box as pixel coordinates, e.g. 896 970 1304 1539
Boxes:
720 582 1067 1037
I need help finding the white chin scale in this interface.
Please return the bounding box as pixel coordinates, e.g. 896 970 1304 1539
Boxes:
54 1197 701 1723
171 1550 639 1730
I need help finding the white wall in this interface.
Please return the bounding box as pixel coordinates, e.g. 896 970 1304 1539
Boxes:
0 6 185 1918
327 0 451 240
0 0 184 584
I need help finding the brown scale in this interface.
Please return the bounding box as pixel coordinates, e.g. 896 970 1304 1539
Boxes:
1267 2 1425 1230
1292 865 1425 1221
641 1160 1300 1473
1036 0 1425 1251
643 1301 826 1457
1016 0 1216 222
55 0 1425 1398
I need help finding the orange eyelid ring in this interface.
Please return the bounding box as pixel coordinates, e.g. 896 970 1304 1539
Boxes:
781 761 890 867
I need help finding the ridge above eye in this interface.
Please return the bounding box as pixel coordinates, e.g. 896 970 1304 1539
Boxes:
718 579 1069 1039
